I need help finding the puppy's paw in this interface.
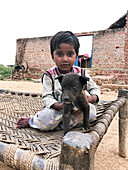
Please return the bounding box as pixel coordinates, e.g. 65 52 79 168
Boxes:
84 124 90 131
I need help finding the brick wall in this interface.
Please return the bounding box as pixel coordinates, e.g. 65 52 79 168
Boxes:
16 36 55 79
124 12 128 69
93 28 125 69
90 68 128 84
91 14 128 83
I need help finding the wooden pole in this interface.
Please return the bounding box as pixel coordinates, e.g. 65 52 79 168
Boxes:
59 131 94 170
118 89 128 158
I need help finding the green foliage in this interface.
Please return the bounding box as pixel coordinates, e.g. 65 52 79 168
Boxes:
25 78 34 81
0 75 4 80
0 64 13 78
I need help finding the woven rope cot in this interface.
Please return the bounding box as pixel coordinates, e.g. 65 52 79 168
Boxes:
0 89 127 170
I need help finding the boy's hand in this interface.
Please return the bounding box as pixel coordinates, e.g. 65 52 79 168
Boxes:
51 102 63 110
87 95 97 104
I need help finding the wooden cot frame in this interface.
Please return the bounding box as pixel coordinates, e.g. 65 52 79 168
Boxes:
0 89 127 170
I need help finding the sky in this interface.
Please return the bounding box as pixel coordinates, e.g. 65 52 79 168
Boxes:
0 0 128 66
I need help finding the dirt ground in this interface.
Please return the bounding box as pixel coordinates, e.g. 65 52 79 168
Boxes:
0 80 128 170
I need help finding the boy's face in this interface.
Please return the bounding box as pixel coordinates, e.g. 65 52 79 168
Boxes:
53 43 77 74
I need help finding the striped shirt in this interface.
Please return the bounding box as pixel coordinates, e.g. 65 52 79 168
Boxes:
42 66 100 108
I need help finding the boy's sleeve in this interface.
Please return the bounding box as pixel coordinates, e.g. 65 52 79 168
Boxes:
85 72 101 103
42 74 58 108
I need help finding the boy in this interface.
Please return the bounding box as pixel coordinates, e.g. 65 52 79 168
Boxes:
17 31 100 130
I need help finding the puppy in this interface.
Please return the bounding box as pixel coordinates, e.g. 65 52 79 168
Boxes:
57 73 90 135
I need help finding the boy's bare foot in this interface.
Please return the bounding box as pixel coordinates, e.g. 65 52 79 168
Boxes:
17 118 30 128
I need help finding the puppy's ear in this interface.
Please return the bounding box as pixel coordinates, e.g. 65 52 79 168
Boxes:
79 76 89 88
55 75 64 84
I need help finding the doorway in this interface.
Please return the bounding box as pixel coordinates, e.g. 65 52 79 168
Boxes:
75 35 93 68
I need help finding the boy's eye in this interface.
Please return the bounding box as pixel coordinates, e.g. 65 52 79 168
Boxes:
56 52 63 57
68 52 74 57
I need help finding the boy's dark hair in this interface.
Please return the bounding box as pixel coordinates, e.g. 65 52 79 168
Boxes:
50 31 80 59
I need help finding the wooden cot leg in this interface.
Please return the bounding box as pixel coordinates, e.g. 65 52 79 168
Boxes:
59 131 94 170
118 89 128 158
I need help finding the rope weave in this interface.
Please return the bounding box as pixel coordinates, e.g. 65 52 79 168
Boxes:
20 151 36 170
4 144 19 168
